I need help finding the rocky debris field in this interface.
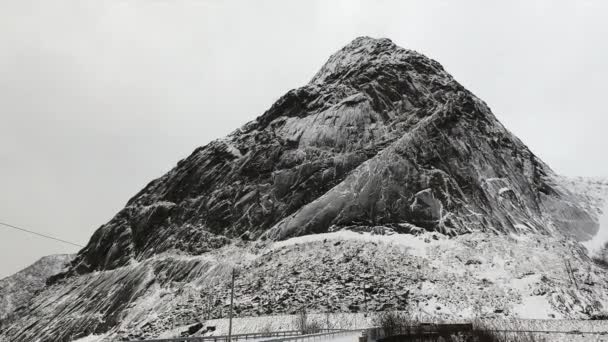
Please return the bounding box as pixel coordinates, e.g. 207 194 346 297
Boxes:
5 226 608 341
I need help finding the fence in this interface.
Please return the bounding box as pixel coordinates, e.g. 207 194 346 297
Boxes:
136 329 345 342
366 323 473 342
259 329 363 342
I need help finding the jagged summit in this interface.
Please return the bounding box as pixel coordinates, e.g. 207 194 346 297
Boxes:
256 37 450 129
310 37 425 84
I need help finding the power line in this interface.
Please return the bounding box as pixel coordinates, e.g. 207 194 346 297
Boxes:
0 221 84 248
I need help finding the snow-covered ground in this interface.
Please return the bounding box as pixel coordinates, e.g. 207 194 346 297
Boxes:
7 225 608 342
120 313 608 342
319 331 362 342
118 221 608 339
68 312 608 342
270 230 453 258
583 200 608 255
46 225 608 341
71 335 108 342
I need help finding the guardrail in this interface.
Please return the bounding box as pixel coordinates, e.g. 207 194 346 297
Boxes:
135 329 345 342
259 329 363 342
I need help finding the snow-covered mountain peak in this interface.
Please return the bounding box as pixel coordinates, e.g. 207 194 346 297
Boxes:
54 37 602 277
310 36 439 85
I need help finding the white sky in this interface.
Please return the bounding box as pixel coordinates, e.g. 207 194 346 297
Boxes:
1 0 607 279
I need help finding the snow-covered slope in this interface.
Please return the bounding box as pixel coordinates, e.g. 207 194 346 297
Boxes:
557 177 608 253
5 227 608 341
0 254 73 327
2 37 608 342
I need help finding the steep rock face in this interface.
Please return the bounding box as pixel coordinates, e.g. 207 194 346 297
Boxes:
0 254 73 327
67 37 598 276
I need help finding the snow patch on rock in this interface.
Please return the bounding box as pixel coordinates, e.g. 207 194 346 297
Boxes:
513 295 560 319
582 200 608 255
71 334 108 342
269 230 453 258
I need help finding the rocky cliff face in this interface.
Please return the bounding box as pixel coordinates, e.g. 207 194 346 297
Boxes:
2 37 607 342
65 37 596 277
0 254 73 327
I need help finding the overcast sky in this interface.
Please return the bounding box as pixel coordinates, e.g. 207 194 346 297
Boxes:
1 0 607 279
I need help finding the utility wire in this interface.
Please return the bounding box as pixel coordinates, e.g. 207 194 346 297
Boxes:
0 221 84 248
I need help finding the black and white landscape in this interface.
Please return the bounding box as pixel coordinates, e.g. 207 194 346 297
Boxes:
1 36 607 342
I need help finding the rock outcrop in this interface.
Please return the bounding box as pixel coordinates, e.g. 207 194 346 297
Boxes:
0 254 73 327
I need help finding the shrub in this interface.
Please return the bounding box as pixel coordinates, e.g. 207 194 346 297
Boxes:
372 311 416 337
304 320 322 334
590 312 608 320
592 256 608 269
293 308 322 335
469 322 546 342
260 322 273 337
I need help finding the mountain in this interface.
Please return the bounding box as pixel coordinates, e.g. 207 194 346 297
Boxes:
2 37 608 342
0 254 73 327
64 37 596 276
